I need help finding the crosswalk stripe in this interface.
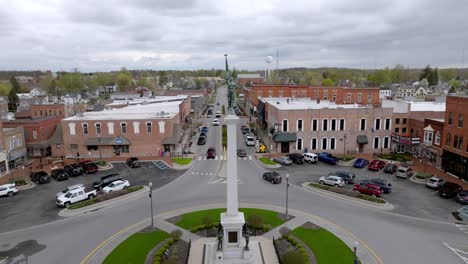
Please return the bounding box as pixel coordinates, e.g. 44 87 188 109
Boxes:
198 156 202 160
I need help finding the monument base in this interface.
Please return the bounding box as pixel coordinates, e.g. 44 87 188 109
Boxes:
204 239 262 264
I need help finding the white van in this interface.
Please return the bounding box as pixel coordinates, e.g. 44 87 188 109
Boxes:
395 167 413 179
303 153 318 164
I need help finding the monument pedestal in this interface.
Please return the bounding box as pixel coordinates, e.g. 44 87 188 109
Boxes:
204 240 262 264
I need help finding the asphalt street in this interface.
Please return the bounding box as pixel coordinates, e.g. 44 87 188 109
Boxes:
0 86 466 264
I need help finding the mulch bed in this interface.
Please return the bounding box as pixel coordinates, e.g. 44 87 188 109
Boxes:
273 222 319 264
145 238 189 264
165 215 181 225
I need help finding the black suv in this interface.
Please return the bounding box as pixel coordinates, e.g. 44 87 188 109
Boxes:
64 163 84 176
328 171 355 184
197 136 207 145
126 157 141 168
51 169 69 181
30 171 51 184
93 174 122 190
287 153 304 164
263 172 282 184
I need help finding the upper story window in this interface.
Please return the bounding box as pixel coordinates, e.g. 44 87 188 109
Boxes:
312 119 318 131
375 118 381 130
402 118 407 125
448 112 453 125
339 119 345 131
297 120 303 132
435 132 441 145
95 123 101 134
385 118 391 130
282 120 288 132
82 123 88 134
360 118 366 131
458 114 464 128
331 119 337 131
367 94 372 103
347 93 352 103
424 131 433 143
446 133 451 146
69 123 76 135
147 122 152 133
121 123 127 134
322 119 328 131
357 93 362 103
396 118 400 124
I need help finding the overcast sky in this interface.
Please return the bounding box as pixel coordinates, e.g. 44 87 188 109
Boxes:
0 0 467 72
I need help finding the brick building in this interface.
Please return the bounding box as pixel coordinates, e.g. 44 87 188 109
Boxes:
237 74 264 86
55 99 190 159
442 95 468 181
30 104 65 118
259 98 393 154
420 118 444 169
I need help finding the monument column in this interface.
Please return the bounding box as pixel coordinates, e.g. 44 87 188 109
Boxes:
225 115 239 216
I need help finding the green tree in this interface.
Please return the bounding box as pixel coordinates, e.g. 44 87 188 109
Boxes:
195 78 203 89
427 67 439 86
368 69 391 86
94 73 113 86
0 82 11 96
321 78 334 86
390 64 405 83
38 74 54 92
439 69 456 82
8 76 20 112
159 71 168 87
58 73 84 93
304 71 315 85
231 68 238 79
448 79 461 91
116 68 132 92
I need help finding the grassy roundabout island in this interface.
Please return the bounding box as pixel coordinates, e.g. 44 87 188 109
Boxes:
103 208 360 264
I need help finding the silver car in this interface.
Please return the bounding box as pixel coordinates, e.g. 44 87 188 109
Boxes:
425 176 445 189
273 156 292 165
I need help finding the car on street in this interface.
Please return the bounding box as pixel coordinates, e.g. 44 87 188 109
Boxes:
29 171 51 184
318 152 339 165
0 183 18 197
438 182 463 198
394 166 413 179
425 176 446 189
215 112 221 118
102 180 130 193
245 136 255 146
197 136 207 145
353 158 369 168
368 160 385 171
126 157 141 168
456 190 468 205
56 186 97 207
207 113 212 118
384 163 398 174
287 153 304 164
359 179 392 193
93 174 122 190
353 183 383 197
241 126 250 135
328 171 355 184
318 175 344 187
303 153 318 164
200 132 207 137
237 149 247 158
82 162 98 174
207 147 216 159
56 184 85 198
201 126 209 133
273 156 292 166
212 119 220 126
64 163 84 176
51 168 69 181
262 172 282 184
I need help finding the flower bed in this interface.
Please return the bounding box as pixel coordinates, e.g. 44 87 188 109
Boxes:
171 158 192 165
67 186 144 210
308 183 386 204
259 158 277 165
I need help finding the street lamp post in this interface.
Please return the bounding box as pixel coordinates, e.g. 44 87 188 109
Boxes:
149 182 154 227
353 241 359 264
98 135 102 162
285 173 290 219
343 133 347 157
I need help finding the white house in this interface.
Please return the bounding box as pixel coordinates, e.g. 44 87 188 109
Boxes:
379 88 393 99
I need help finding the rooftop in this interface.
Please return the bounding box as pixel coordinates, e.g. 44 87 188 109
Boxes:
261 97 372 110
238 73 262 79
106 95 188 106
408 101 446 112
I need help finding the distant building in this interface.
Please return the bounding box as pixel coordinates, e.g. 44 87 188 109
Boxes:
3 126 27 169
103 83 117 94
379 88 393 99
237 74 264 86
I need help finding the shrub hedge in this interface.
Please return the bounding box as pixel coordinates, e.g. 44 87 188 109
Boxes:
308 183 386 204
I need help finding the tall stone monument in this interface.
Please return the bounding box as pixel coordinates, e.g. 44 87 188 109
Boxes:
204 55 261 264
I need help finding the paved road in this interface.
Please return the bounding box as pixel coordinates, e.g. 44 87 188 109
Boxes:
0 86 467 264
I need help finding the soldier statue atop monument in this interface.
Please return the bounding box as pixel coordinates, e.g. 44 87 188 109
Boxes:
224 54 237 114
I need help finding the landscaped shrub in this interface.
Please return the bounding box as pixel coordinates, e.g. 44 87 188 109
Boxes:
171 230 182 241
282 250 307 264
309 183 331 190
279 227 292 238
259 158 277 165
127 186 144 193
153 238 177 264
68 198 97 210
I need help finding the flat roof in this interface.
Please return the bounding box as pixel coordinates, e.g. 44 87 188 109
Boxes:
65 101 182 121
261 97 372 110
408 101 445 112
106 95 188 106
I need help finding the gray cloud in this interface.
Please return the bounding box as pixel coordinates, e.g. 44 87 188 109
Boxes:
0 0 467 71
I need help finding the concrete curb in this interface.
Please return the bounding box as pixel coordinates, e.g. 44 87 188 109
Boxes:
171 162 193 170
17 180 36 190
409 175 428 185
255 159 281 169
58 186 149 217
302 183 394 210
337 158 357 167
98 163 114 171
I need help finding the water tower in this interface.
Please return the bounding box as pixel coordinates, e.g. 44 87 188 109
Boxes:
265 56 273 80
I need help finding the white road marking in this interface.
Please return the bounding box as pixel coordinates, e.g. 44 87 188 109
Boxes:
214 156 218 160
0 203 12 207
198 156 202 160
249 155 252 160
443 242 468 263
209 173 213 175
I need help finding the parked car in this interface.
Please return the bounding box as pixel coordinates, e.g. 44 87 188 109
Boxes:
318 175 344 187
215 112 221 118
64 163 84 176
353 183 383 197
197 136 207 145
207 147 216 159
201 126 209 133
51 169 69 181
237 149 247 158
0 183 18 197
353 158 369 168
56 184 85 198
394 167 413 179
384 163 398 174
102 180 130 193
241 126 250 135
359 179 392 193
82 162 98 174
287 153 304 164
318 152 339 165
262 172 282 184
126 157 141 168
425 176 446 189
456 190 468 205
200 132 207 137
56 186 97 207
368 160 385 171
245 136 255 146
328 171 355 184
439 182 463 198
273 156 292 166
303 153 318 164
93 174 122 190
29 171 51 184
212 119 220 126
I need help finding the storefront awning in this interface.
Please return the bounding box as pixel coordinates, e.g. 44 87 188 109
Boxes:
357 135 368 144
273 133 297 142
86 137 131 146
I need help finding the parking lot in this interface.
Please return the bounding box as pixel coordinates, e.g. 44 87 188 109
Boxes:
273 160 464 222
0 162 186 233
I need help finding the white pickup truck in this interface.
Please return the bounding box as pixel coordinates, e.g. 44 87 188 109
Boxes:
56 186 97 207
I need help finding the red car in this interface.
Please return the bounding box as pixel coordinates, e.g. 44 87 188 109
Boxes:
207 147 216 159
80 161 98 174
368 160 385 171
353 183 383 197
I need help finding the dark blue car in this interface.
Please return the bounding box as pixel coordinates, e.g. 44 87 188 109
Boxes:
354 158 369 168
201 126 209 133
